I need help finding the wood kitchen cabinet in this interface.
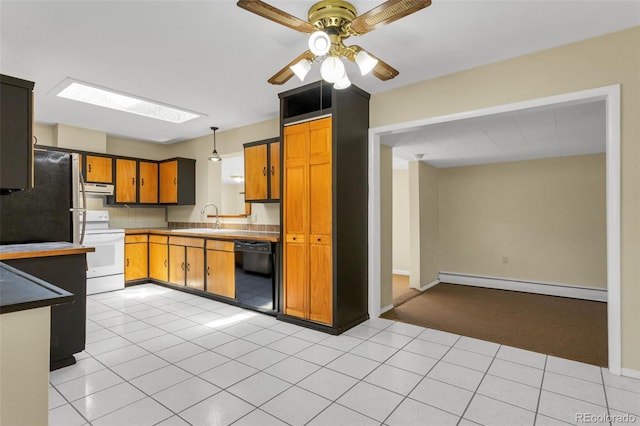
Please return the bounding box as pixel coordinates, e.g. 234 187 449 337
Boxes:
1 74 35 192
159 158 196 205
115 158 137 203
149 235 168 282
85 155 113 184
125 234 148 282
168 236 204 290
280 81 370 333
138 161 158 204
244 138 280 202
206 240 235 299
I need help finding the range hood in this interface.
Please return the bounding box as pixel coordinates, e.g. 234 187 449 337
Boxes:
83 182 114 195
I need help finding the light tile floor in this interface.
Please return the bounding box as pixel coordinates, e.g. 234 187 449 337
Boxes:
49 284 640 426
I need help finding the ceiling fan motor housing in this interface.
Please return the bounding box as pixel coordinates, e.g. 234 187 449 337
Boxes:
308 0 357 36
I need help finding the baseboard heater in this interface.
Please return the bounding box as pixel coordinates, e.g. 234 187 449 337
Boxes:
438 272 607 302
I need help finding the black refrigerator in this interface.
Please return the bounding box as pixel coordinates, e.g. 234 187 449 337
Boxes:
0 149 87 370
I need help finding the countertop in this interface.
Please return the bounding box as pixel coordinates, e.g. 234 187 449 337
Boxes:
0 242 95 261
126 228 281 242
0 262 74 314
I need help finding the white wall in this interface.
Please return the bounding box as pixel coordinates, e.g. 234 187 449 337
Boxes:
392 168 410 274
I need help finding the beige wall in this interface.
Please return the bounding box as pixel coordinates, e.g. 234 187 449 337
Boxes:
380 145 394 309
372 27 640 371
392 168 410 273
408 161 440 289
439 154 606 288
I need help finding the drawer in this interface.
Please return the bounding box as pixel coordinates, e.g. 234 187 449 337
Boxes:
206 240 235 252
125 234 148 243
169 236 205 248
149 235 168 244
285 234 305 243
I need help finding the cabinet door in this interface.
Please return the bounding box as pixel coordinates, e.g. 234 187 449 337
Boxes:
206 249 235 298
283 122 309 319
115 158 137 203
125 242 148 281
244 144 268 201
85 155 113 183
0 76 34 191
139 161 158 204
168 244 185 285
159 160 178 203
149 242 168 282
186 247 205 291
308 240 332 324
269 142 280 200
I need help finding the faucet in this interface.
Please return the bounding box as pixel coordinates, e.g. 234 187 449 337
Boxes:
200 202 220 229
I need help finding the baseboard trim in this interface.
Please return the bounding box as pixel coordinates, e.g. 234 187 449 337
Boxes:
380 304 394 314
620 368 640 379
392 269 410 276
438 272 607 302
420 280 440 292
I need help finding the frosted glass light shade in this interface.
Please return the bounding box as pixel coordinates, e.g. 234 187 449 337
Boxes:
308 31 331 56
290 59 312 81
320 57 346 83
334 74 351 90
355 50 378 75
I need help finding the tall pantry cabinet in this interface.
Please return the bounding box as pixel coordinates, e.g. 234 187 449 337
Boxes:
279 81 370 334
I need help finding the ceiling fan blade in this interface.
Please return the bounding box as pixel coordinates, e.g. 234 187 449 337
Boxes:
268 50 316 85
237 0 316 34
350 0 431 35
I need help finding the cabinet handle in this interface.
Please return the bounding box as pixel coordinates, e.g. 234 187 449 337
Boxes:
88 164 92 173
132 177 135 186
187 262 190 272
271 165 275 176
317 238 321 242
181 262 185 271
126 258 129 267
141 178 144 186
292 237 296 241
164 259 167 267
174 177 177 185
207 266 210 276
263 166 267 176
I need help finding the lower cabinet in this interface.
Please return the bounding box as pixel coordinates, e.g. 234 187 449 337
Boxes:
125 234 148 282
148 235 168 282
168 236 204 291
206 240 235 299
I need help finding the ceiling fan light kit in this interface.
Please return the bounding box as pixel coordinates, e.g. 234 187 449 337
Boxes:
237 0 431 88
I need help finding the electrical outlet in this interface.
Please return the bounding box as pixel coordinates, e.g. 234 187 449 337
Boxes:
502 256 509 264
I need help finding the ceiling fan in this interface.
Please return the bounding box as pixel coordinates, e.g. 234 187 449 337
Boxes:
236 0 432 88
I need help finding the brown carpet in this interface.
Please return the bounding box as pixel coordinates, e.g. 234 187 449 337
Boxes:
382 283 608 367
392 274 420 306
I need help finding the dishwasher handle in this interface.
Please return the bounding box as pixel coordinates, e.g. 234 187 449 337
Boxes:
234 240 272 254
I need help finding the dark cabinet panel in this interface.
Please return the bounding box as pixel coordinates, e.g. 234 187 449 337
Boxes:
1 74 34 191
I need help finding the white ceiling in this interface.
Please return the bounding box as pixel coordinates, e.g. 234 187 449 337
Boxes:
1 0 638 149
386 99 606 168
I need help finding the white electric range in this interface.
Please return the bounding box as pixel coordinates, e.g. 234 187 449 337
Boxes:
82 210 125 294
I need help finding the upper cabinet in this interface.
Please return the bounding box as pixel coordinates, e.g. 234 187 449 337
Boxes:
1 74 35 192
159 158 196 205
111 158 158 204
138 161 158 204
115 158 136 203
244 137 280 203
84 154 113 184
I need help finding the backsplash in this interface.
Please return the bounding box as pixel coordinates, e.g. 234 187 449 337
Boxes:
168 221 280 232
85 196 167 229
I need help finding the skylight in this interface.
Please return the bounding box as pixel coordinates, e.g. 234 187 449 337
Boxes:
56 81 201 123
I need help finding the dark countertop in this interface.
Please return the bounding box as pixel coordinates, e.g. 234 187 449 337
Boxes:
0 262 74 314
0 242 95 260
127 228 281 243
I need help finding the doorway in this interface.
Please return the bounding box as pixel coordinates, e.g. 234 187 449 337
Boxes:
368 85 621 374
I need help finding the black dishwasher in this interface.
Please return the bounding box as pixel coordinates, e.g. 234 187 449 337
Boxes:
234 240 276 312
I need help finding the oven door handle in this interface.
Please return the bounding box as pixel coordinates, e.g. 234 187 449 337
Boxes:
84 234 125 244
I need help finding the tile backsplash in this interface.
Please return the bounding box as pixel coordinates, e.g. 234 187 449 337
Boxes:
86 196 167 229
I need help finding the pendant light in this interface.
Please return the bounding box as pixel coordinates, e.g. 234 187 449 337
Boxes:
208 126 221 162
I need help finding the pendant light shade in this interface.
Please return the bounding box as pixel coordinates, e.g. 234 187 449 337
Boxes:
355 50 378 76
290 59 312 81
308 31 331 56
320 56 346 83
208 126 221 162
